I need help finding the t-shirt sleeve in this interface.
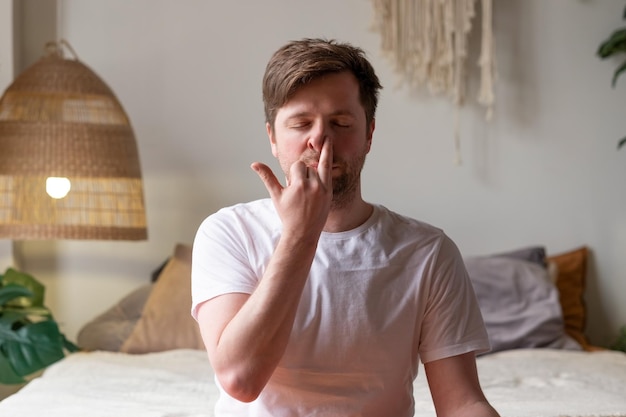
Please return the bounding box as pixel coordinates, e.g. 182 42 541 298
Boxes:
417 235 491 363
190 210 259 320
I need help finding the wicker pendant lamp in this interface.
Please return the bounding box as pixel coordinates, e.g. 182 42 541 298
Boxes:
0 40 147 240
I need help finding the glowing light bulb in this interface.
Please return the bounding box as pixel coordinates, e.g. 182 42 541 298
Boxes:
46 177 71 199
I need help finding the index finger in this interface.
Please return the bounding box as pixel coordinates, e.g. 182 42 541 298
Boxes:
251 162 284 200
317 136 333 187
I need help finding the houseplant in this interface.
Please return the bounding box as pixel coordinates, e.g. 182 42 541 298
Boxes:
612 325 626 353
597 4 626 149
0 268 78 384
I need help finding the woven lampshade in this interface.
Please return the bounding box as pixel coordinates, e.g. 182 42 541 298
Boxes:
0 41 147 240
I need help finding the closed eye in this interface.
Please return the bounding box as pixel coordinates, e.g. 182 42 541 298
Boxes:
288 121 311 129
333 121 352 128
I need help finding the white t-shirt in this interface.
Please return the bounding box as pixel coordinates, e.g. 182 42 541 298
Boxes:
191 199 490 417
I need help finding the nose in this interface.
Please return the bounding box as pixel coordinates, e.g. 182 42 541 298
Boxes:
307 120 328 152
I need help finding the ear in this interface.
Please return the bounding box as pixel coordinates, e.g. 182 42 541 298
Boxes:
266 122 278 158
365 118 375 153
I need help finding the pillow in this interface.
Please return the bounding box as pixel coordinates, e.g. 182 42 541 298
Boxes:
490 245 546 266
547 247 590 350
121 243 205 353
77 283 152 352
465 255 581 354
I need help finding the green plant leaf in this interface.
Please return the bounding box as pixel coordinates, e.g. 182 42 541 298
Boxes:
0 309 30 331
619 136 626 150
0 320 66 380
0 268 78 384
597 28 626 58
62 334 80 352
0 354 25 384
612 60 626 87
0 284 33 307
1 268 45 308
611 325 626 352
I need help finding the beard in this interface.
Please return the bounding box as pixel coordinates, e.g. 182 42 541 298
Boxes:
328 152 366 209
286 148 367 210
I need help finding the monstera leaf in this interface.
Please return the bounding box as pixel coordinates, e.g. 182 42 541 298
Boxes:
597 26 626 87
597 5 626 150
0 268 78 384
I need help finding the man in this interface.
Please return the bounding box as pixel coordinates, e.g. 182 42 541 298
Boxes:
191 38 500 416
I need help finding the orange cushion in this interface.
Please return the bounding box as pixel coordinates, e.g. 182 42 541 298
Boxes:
547 247 590 350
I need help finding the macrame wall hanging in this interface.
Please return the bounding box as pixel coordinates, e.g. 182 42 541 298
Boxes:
370 0 496 164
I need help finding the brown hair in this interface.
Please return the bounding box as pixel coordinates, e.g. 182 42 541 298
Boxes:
262 38 383 129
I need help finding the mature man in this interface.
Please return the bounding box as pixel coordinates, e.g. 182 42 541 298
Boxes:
192 38 499 417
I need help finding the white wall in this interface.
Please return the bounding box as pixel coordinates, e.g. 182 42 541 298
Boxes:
0 0 14 272
2 0 625 347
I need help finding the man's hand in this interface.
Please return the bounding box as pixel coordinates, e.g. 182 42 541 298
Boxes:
200 138 334 402
251 137 333 240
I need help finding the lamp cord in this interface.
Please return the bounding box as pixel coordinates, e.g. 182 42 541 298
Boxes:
44 39 80 61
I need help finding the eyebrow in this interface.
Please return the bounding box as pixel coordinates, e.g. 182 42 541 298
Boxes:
284 110 356 120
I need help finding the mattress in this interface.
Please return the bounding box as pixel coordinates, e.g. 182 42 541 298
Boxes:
1 348 625 417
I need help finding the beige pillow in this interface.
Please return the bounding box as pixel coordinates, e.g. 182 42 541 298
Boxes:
77 283 152 352
121 243 205 353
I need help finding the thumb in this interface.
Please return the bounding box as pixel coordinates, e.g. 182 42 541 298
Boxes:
251 162 283 200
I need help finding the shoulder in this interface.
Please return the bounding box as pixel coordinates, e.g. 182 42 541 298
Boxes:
208 198 275 221
194 199 280 250
199 199 277 230
373 205 449 245
364 205 462 268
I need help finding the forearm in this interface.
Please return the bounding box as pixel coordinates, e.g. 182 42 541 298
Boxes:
445 400 500 417
208 137 332 401
426 353 500 417
211 232 318 401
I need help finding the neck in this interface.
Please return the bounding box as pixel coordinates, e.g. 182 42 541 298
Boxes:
323 197 373 233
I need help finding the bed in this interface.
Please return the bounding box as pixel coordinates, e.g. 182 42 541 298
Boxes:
1 244 625 417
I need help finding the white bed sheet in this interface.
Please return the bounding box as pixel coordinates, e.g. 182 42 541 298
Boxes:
1 348 625 417
414 349 626 417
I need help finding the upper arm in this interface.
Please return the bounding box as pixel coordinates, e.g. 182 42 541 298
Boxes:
424 352 499 417
418 236 490 362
